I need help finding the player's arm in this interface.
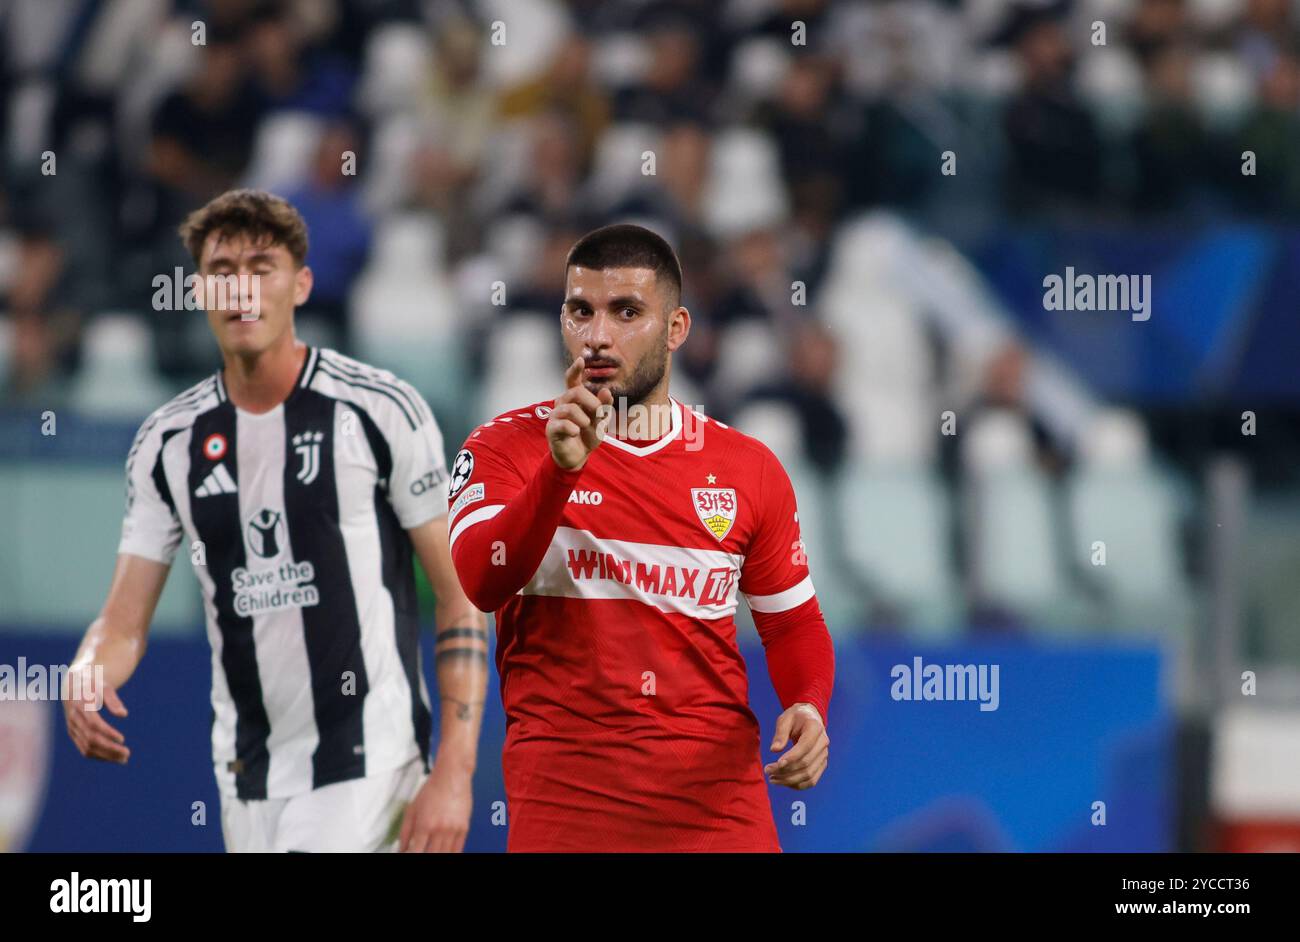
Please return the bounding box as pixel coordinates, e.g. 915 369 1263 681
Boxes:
448 358 612 611
67 412 185 763
64 553 170 763
741 447 836 791
380 387 488 852
402 515 486 853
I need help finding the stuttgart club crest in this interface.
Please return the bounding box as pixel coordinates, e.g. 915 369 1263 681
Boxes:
691 487 738 541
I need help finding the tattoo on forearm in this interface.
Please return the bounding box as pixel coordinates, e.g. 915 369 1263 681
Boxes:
440 695 485 721
436 626 488 643
435 647 489 666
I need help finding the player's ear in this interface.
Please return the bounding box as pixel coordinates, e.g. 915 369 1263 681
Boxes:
666 305 690 352
294 264 313 306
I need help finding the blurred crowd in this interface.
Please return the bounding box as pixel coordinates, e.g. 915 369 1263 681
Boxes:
3 0 1299 398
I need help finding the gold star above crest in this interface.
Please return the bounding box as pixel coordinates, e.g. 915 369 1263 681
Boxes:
706 474 716 485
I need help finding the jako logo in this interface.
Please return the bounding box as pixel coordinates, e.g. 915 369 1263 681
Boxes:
50 872 151 922
890 656 1000 712
567 490 603 505
1042 267 1151 322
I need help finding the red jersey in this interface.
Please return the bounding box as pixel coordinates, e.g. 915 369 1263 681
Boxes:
447 397 832 852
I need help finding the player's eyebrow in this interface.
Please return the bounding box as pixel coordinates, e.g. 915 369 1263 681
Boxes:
563 294 648 313
604 295 646 311
207 251 276 270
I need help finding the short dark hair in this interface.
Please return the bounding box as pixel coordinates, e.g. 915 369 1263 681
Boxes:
565 223 682 308
178 189 309 268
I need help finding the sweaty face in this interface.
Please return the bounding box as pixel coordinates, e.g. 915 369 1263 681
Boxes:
560 265 677 406
199 232 309 358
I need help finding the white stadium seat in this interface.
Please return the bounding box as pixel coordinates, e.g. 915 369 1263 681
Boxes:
241 111 323 194
731 401 866 633
962 410 1092 631
356 23 431 117
477 316 563 424
702 128 789 238
1066 410 1193 636
350 214 464 412
840 462 961 636
69 314 172 418
711 321 783 403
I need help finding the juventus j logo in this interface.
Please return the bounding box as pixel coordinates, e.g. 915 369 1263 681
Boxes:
293 431 324 485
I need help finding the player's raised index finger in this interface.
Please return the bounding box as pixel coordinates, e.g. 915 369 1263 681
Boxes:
565 357 584 389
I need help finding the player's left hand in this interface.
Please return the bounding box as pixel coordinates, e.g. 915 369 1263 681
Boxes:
399 758 473 852
764 703 829 790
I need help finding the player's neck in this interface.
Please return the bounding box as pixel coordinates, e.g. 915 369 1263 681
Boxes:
610 387 674 443
222 337 308 414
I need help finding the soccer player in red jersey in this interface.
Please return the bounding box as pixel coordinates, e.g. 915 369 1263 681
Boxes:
448 224 834 851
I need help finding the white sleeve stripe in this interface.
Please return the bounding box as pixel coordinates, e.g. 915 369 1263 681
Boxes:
745 575 815 613
448 504 505 549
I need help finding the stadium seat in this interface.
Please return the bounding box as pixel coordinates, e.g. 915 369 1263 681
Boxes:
820 228 939 468
480 214 547 288
1192 52 1256 128
728 38 791 104
728 400 801 468
587 122 662 208
241 111 323 194
962 411 1093 632
840 462 961 637
590 31 651 87
839 390 937 468
1186 0 1241 32
966 49 1021 96
827 290 936 391
711 321 783 404
477 316 564 424
350 214 464 414
68 314 172 418
356 23 432 117
360 113 421 216
472 123 538 219
475 0 569 88
1066 410 1193 637
819 214 938 389
1077 46 1145 134
702 128 790 238
731 401 865 633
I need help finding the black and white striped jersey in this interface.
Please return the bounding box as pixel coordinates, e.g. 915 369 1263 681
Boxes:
118 348 450 800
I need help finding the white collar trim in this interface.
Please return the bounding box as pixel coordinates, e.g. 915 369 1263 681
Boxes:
602 398 682 457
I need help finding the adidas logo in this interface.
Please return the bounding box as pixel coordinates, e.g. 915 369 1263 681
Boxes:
195 463 238 498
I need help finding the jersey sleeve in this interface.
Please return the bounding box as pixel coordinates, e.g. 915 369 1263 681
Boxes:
118 418 183 565
386 387 451 529
739 445 816 614
445 420 530 550
447 414 585 612
740 443 834 726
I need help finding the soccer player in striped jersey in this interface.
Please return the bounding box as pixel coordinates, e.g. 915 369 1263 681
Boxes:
62 190 487 852
447 224 835 851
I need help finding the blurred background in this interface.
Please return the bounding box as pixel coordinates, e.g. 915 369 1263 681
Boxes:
2 0 1299 852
